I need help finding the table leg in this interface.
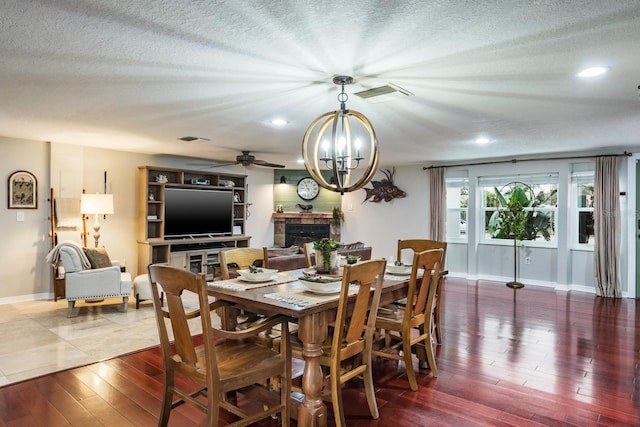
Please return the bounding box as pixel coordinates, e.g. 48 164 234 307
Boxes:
216 305 239 331
297 312 328 427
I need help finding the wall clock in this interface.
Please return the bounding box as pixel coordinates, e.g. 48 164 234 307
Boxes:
297 177 320 201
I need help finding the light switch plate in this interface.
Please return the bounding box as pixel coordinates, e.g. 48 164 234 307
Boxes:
16 211 24 222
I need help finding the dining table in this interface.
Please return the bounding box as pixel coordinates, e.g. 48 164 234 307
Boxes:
206 267 414 427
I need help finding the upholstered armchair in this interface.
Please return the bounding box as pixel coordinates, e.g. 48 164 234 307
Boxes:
47 241 132 317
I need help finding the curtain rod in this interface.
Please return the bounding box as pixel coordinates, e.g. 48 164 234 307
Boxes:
422 151 632 170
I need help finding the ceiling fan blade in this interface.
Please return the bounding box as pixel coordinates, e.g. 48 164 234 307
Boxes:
186 161 239 169
253 159 286 168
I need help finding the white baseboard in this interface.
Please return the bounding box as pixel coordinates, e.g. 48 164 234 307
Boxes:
0 292 52 306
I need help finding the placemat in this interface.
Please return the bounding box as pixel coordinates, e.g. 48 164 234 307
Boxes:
384 268 424 281
207 272 298 291
264 284 359 308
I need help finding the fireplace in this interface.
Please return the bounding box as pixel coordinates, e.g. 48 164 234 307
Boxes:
272 212 340 247
285 223 330 247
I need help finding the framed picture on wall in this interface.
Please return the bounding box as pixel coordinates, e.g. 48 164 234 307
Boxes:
8 170 37 209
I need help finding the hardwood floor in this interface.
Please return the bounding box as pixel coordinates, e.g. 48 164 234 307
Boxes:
1 278 638 426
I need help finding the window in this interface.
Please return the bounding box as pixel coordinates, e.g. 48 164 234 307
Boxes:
446 177 468 240
572 171 594 247
479 174 558 246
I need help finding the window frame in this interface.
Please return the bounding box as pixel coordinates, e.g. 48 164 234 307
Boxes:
478 174 558 248
445 177 469 242
571 171 594 250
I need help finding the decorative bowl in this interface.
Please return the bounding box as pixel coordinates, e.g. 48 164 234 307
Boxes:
386 264 412 275
299 275 342 293
340 255 362 266
236 268 278 282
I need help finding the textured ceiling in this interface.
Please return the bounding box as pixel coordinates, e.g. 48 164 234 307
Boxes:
1 0 639 168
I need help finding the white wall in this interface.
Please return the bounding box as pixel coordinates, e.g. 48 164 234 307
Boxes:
0 138 51 301
340 165 428 261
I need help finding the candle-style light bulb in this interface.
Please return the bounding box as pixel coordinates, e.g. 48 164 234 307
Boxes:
321 140 330 158
337 136 346 156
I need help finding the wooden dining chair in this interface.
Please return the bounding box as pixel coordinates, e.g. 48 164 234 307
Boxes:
147 264 291 427
373 248 444 391
302 241 315 268
396 239 448 344
290 259 387 427
219 247 269 279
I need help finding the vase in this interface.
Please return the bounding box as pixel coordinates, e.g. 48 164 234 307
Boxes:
315 250 339 274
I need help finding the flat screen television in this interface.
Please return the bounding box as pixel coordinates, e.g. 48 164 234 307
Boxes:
164 187 234 239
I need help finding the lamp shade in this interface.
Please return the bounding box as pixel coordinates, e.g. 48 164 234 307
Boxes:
80 193 114 215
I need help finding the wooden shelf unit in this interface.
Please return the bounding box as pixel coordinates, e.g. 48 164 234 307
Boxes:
137 166 250 279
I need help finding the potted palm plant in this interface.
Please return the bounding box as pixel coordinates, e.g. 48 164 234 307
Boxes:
488 183 554 289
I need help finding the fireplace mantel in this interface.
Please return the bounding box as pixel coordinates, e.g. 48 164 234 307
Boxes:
272 212 333 220
272 212 339 247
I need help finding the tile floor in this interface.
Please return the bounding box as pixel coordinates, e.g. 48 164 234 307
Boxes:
0 294 217 386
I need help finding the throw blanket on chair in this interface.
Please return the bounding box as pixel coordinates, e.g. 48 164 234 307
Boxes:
46 240 91 269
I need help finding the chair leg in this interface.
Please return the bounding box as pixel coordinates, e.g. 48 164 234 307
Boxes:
135 293 141 309
121 296 129 312
415 325 429 369
363 362 379 419
425 335 438 378
331 371 346 427
159 378 173 427
403 336 418 391
434 302 443 345
205 389 221 427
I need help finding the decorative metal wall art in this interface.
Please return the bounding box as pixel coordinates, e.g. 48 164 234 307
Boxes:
362 168 406 203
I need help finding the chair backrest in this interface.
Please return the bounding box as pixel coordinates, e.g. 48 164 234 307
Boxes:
302 242 314 268
147 264 221 387
406 248 444 319
219 247 269 279
397 239 447 267
331 259 387 364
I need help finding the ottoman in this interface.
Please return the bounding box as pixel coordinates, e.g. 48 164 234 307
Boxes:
133 274 163 309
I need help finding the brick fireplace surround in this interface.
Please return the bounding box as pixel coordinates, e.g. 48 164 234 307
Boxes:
272 212 340 247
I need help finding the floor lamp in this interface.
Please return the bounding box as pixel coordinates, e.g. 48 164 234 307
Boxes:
81 193 114 248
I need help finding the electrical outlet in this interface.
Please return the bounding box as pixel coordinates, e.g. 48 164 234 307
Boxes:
524 256 531 265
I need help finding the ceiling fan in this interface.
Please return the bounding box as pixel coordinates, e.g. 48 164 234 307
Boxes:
196 150 285 169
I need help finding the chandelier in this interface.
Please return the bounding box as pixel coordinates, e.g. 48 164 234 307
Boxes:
302 75 380 194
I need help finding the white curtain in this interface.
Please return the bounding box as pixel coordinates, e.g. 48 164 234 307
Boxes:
428 167 446 241
593 156 621 297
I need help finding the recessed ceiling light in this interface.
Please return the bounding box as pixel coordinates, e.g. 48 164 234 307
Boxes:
475 137 491 145
271 118 288 126
577 67 608 78
296 158 305 164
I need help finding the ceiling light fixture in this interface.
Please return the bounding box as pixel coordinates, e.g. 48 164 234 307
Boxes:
475 137 491 144
271 118 288 126
178 136 210 142
302 75 380 195
577 66 608 78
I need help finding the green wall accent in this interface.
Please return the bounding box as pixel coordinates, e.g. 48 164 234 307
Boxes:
273 170 341 213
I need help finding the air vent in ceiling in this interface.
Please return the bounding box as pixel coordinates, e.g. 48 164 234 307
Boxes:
354 83 413 103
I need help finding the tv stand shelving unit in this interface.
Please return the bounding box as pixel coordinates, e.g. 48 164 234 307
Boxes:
137 166 250 279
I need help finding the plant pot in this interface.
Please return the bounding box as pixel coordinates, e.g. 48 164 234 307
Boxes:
315 250 339 274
